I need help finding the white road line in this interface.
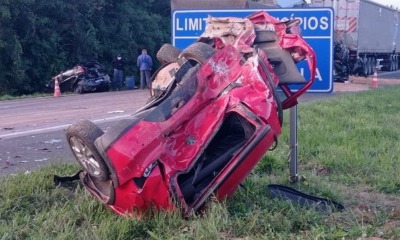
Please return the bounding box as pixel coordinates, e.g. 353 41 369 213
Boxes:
0 114 133 139
0 124 71 139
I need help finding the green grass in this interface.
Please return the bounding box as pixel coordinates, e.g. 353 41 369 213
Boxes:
1 86 400 239
0 93 53 101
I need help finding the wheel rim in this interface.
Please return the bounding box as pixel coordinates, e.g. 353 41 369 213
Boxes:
69 136 101 176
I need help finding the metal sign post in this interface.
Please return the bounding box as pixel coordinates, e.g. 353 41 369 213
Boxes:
289 105 299 183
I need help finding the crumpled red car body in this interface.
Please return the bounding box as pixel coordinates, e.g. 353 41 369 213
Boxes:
67 11 316 217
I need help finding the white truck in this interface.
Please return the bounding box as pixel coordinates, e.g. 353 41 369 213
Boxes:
310 0 400 75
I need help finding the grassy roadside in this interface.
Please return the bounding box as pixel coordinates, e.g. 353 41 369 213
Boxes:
0 91 79 101
0 93 54 101
1 86 400 239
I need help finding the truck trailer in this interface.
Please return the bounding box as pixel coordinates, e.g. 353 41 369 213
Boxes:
311 0 400 76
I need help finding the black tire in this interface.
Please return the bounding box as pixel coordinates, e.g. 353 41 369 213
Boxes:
369 57 374 75
66 120 109 180
157 44 181 64
363 58 368 76
179 42 216 65
390 56 394 72
380 57 390 71
74 84 84 94
366 58 371 75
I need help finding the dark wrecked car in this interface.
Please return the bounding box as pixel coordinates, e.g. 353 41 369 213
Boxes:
65 11 316 217
47 61 111 94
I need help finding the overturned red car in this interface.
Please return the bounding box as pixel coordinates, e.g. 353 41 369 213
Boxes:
65 11 316 217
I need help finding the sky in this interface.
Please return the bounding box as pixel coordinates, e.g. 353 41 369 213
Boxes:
368 0 400 9
303 0 400 9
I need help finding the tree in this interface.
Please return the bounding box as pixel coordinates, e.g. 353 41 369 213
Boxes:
0 0 171 95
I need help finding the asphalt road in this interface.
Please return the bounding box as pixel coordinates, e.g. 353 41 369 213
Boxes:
377 69 400 79
0 89 150 176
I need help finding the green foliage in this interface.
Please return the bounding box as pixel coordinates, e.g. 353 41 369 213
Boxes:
0 0 171 96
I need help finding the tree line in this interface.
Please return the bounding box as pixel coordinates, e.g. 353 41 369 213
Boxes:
0 0 171 96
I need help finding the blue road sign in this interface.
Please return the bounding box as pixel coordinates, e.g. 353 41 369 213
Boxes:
172 8 333 93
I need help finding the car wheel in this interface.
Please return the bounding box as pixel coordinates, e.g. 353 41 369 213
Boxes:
157 44 181 65
369 57 374 75
74 84 84 94
390 56 394 71
363 58 368 76
179 42 216 65
372 57 376 73
66 120 110 180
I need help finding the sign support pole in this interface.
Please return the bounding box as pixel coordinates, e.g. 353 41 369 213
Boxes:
289 105 299 183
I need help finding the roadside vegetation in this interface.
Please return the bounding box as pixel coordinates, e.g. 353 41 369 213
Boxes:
0 0 170 96
0 93 55 101
1 86 400 239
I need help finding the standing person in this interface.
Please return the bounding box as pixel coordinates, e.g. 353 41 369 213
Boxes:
137 48 153 89
112 54 124 91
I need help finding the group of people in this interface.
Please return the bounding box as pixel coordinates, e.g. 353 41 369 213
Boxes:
111 48 153 91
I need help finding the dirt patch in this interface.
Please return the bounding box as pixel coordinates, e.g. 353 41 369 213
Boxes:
333 75 400 93
337 185 400 226
346 188 400 211
321 185 400 238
